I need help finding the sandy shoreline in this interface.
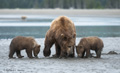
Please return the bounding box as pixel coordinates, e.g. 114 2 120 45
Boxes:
0 9 120 17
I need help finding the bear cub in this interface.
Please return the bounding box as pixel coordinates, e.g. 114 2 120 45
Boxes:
9 36 40 59
76 37 104 58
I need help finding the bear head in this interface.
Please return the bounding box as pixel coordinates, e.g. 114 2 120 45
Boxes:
59 32 76 57
33 45 40 58
76 45 84 58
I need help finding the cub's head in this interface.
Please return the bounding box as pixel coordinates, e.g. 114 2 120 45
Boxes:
33 45 40 58
76 45 84 58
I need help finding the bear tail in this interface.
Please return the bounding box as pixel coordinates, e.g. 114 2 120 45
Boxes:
60 16 66 26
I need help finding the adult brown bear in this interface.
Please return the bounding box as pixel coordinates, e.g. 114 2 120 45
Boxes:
43 16 76 58
9 36 40 59
76 37 104 58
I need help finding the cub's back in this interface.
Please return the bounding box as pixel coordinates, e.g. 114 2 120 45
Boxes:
10 36 35 47
87 37 104 48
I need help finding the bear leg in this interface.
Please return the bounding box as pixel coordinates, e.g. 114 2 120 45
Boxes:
16 50 24 58
81 50 85 58
43 37 54 57
95 49 101 58
85 49 91 58
9 49 16 59
26 49 34 58
59 49 67 59
52 43 61 58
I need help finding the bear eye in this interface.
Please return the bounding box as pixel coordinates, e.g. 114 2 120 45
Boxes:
73 33 76 38
80 46 83 48
63 37 67 40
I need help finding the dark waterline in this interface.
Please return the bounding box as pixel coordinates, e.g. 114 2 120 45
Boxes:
0 26 120 39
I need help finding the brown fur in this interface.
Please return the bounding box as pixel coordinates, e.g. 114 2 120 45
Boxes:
43 16 76 58
9 36 40 59
76 37 104 58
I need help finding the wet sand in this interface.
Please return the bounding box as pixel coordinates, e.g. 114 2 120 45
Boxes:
0 37 120 73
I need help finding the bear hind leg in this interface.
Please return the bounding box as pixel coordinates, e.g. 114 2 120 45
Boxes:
16 50 24 58
95 49 101 58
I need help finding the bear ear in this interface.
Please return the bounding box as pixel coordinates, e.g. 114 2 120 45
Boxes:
61 34 64 37
73 33 76 38
38 45 41 48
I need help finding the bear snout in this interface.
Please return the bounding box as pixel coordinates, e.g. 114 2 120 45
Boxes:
77 54 82 58
67 46 74 55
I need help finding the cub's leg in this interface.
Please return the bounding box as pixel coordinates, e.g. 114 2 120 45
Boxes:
26 49 33 58
95 49 101 58
9 48 16 59
85 49 91 58
16 50 24 58
81 50 85 58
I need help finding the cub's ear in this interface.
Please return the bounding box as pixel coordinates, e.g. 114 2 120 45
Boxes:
38 45 41 48
61 34 64 38
73 33 76 38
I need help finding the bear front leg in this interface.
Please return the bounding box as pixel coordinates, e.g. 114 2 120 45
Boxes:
16 50 24 58
59 48 67 59
85 49 91 58
52 43 61 58
81 50 85 58
43 36 54 57
26 49 34 58
9 49 16 59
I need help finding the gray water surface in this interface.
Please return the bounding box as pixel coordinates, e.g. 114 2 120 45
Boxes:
0 26 120 39
0 15 120 39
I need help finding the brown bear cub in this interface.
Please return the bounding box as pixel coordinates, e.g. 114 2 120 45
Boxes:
76 37 104 58
9 36 40 59
43 16 76 58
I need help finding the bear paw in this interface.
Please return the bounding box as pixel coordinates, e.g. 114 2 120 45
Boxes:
9 57 16 59
52 54 59 58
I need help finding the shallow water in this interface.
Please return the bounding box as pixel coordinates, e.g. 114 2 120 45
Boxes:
0 15 120 39
0 26 120 39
